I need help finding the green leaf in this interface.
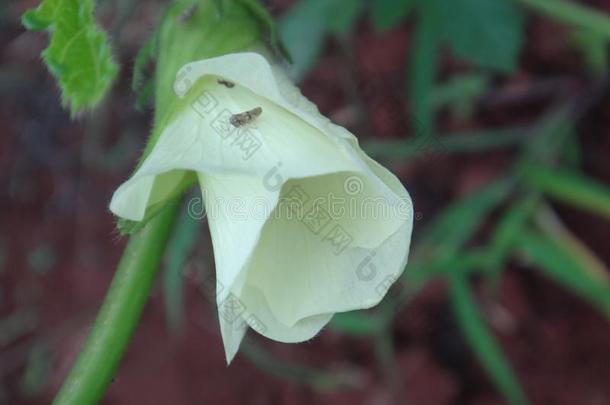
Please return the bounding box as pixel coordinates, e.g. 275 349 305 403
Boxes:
430 73 490 119
330 312 384 336
279 0 329 80
517 0 610 39
449 273 529 405
20 344 52 397
420 179 513 260
433 0 525 72
326 0 365 36
211 0 224 16
524 166 610 220
162 205 200 333
371 0 414 31
0 310 38 346
408 2 440 137
279 0 364 79
409 249 488 282
485 194 539 278
517 230 610 316
363 126 530 160
535 204 610 287
22 0 118 115
240 338 359 390
561 129 582 168
571 28 608 77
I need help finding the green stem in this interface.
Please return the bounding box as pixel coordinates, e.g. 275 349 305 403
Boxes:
374 328 400 403
53 203 180 405
516 0 610 38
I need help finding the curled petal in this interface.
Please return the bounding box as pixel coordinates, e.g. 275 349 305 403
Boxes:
110 52 413 363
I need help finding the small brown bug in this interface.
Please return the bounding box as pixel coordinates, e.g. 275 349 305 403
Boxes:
230 107 262 127
217 79 235 88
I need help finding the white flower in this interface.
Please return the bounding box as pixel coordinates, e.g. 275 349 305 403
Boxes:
110 52 413 363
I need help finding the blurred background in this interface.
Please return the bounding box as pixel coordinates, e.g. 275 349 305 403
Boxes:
2 0 610 404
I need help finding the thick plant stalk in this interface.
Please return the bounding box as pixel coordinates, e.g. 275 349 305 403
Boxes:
53 203 180 405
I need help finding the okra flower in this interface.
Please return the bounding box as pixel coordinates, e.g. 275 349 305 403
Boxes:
110 52 413 362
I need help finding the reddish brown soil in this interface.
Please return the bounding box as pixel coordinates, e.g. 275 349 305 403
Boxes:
1 1 610 404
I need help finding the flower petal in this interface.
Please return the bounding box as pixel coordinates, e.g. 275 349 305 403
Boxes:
110 52 414 361
237 172 412 338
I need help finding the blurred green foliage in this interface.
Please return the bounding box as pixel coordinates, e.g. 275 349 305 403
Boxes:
18 0 610 403
429 0 525 72
371 0 414 31
152 0 610 402
279 0 365 79
450 272 528 405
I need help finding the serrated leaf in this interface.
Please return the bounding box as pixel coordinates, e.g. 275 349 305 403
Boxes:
433 0 525 72
371 0 414 31
22 0 118 115
524 166 610 220
449 273 529 405
517 230 610 316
